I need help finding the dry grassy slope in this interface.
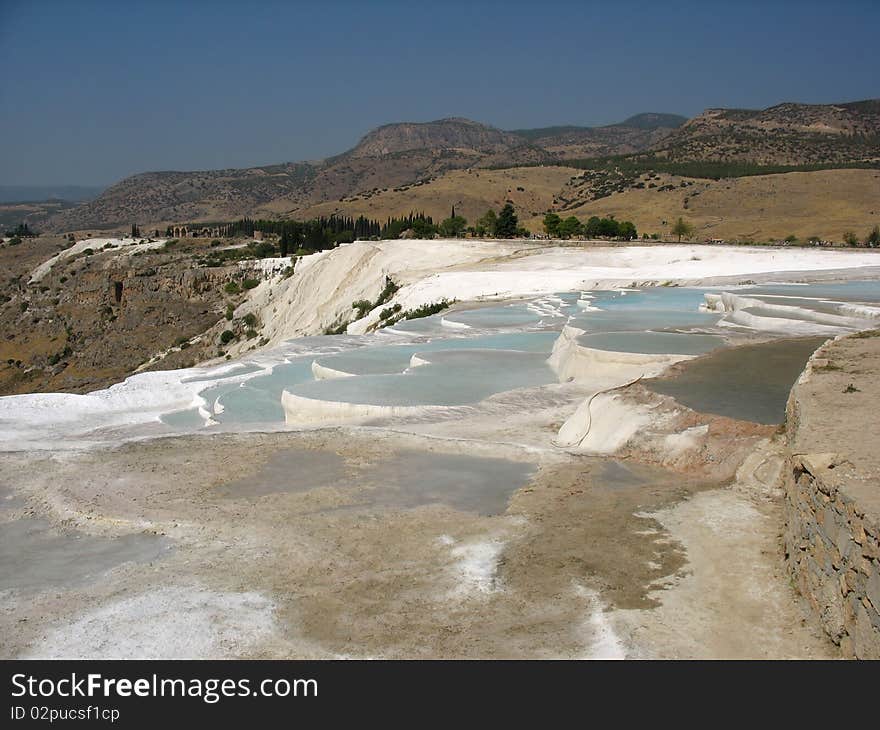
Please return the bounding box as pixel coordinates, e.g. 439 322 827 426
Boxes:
294 165 880 242
0 200 80 232
521 168 880 241
519 126 677 160
46 119 553 232
295 166 578 224
42 101 880 232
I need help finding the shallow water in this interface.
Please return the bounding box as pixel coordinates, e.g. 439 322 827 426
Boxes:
749 296 864 317
214 447 349 499
356 451 536 516
579 331 725 355
290 349 555 407
0 484 24 512
156 283 869 430
442 302 547 329
214 447 536 516
0 519 171 593
645 336 827 424
740 280 880 302
568 288 720 333
596 460 651 486
313 331 559 376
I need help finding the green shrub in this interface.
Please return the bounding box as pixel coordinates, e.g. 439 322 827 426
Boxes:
352 299 372 318
404 299 452 320
379 303 402 320
220 329 235 344
250 241 276 258
242 278 260 290
243 312 258 327
224 282 241 295
225 304 235 321
375 277 399 306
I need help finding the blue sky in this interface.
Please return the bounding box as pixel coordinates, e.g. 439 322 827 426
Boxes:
1 0 877 186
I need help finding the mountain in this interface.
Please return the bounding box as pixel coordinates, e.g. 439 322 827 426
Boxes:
46 118 551 232
653 99 880 164
42 100 880 232
618 113 688 129
347 117 529 158
508 112 686 159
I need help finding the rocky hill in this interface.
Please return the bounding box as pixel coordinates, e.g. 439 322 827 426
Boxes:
43 115 677 231
509 114 685 160
654 99 880 164
46 119 551 232
347 117 532 158
0 235 266 394
42 100 880 232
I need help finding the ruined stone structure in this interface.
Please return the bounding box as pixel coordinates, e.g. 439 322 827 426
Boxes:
168 224 233 239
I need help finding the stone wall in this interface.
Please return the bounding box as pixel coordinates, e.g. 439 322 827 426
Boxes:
783 334 880 659
783 454 880 658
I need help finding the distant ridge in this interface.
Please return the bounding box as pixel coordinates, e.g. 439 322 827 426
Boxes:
44 98 880 231
652 99 880 164
617 113 688 129
509 112 687 138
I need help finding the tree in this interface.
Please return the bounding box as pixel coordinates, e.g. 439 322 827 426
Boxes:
476 209 497 237
598 217 619 237
584 216 602 238
131 223 140 238
438 215 468 238
558 216 583 239
494 203 518 238
543 213 561 237
617 221 637 240
843 231 859 247
410 217 437 238
866 225 880 248
671 217 694 242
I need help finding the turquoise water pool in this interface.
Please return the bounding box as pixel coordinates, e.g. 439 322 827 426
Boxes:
579 331 726 355
159 282 876 428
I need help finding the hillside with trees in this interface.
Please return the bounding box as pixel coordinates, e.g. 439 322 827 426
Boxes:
42 99 880 237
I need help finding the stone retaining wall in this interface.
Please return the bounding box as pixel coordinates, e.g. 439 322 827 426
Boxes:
783 454 880 658
783 334 880 659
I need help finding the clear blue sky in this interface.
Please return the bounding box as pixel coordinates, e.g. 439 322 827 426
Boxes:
1 0 877 186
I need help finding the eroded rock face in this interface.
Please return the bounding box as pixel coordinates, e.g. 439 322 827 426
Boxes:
0 239 254 394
